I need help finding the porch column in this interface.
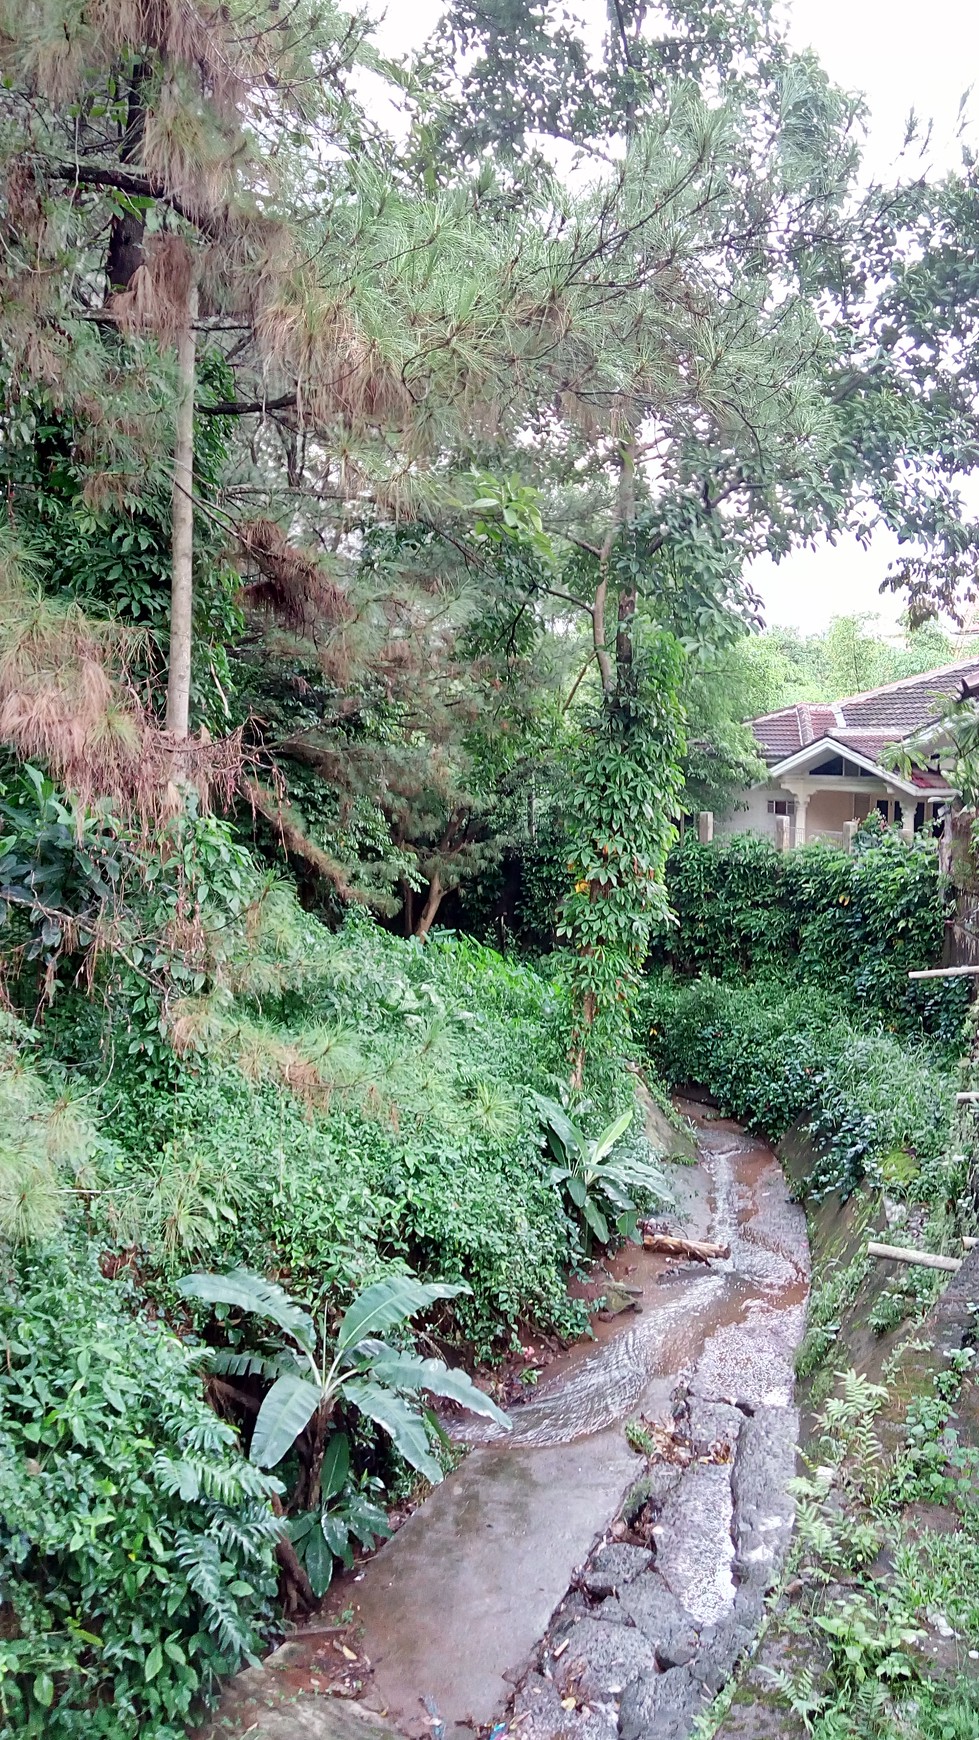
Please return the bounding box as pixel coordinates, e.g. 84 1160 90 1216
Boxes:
793 795 809 848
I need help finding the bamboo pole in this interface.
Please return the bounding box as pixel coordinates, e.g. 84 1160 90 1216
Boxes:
867 1241 962 1273
907 965 979 980
956 1092 979 1103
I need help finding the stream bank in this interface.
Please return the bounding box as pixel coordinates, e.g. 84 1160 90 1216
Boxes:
218 1099 810 1740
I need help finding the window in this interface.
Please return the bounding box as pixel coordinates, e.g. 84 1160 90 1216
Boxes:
767 799 795 816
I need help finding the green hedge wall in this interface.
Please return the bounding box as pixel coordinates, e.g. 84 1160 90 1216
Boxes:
655 822 967 1043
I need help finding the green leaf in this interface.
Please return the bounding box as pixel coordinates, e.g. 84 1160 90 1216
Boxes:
176 1268 315 1353
337 1277 468 1354
145 1645 163 1682
321 1512 351 1559
344 1380 444 1483
344 1496 391 1545
33 1673 54 1708
303 1525 334 1597
582 1197 610 1246
365 1351 511 1429
532 1094 589 1165
565 1175 587 1208
590 1107 634 1166
250 1374 321 1469
320 1431 350 1502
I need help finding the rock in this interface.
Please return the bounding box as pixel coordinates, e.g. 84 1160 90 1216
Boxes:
555 1617 657 1700
685 1394 743 1457
622 1463 684 1523
583 1544 654 1599
610 1575 700 1669
730 1406 799 1597
599 1283 643 1318
510 1674 618 1740
618 1665 704 1740
241 1697 403 1740
691 1621 754 1695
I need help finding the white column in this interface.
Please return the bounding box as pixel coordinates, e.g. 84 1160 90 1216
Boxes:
793 796 809 848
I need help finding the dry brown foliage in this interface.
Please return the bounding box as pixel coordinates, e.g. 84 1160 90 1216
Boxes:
109 234 196 342
242 779 359 902
238 518 353 636
0 578 245 825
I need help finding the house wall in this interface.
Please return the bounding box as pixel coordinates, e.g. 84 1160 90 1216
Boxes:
805 789 876 842
717 782 899 844
715 782 790 840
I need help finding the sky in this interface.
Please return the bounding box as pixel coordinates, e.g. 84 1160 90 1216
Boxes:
358 0 979 637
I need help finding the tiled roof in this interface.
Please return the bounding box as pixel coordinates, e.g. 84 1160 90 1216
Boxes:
749 657 979 775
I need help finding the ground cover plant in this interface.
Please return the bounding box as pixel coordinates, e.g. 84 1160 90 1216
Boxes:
723 1366 979 1740
640 974 958 1203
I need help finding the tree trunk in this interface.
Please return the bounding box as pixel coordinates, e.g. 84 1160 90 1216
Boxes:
166 284 198 738
413 872 444 941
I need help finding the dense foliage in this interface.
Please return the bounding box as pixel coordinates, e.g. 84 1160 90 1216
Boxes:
657 824 968 1043
641 976 958 1202
0 1235 280 1739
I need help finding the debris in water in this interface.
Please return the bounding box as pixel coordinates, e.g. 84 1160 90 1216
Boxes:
423 1695 445 1740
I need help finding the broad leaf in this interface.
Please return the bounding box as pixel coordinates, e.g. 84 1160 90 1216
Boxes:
345 1380 444 1483
321 1512 354 1565
589 1107 634 1167
337 1277 468 1355
208 1347 293 1382
250 1374 321 1469
367 1352 511 1429
303 1524 334 1597
345 1495 391 1545
533 1094 589 1167
320 1431 350 1502
582 1197 610 1246
177 1268 315 1354
565 1175 587 1208
284 1512 316 1544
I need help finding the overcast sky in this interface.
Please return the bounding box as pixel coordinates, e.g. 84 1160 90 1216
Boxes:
358 0 979 636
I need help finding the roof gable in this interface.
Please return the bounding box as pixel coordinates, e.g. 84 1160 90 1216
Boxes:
749 656 979 770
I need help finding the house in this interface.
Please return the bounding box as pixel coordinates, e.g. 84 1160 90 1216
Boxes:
717 657 979 848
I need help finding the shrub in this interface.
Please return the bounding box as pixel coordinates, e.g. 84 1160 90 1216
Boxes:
44 917 602 1358
0 1238 280 1739
657 827 968 1043
639 974 955 1199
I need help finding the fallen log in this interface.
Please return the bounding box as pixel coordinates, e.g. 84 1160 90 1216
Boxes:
866 1241 962 1273
641 1233 731 1263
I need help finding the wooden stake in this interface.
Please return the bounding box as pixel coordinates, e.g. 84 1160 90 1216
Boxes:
867 1241 962 1273
956 1092 979 1103
907 965 979 980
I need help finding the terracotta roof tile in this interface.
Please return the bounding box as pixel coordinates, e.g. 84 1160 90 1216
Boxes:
749 656 979 774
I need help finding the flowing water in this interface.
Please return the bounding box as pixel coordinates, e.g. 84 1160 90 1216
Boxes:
331 1104 809 1740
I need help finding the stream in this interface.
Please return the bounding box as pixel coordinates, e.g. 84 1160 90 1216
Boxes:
338 1102 810 1740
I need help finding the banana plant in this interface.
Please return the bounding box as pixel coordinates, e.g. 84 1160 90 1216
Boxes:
534 1095 672 1252
177 1268 510 1511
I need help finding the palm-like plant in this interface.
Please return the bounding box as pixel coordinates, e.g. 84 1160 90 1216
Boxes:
534 1096 672 1252
177 1268 510 1512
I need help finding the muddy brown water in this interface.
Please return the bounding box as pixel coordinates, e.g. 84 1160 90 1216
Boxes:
328 1103 810 1740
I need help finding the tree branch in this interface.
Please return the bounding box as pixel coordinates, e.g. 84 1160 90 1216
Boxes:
53 163 218 236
